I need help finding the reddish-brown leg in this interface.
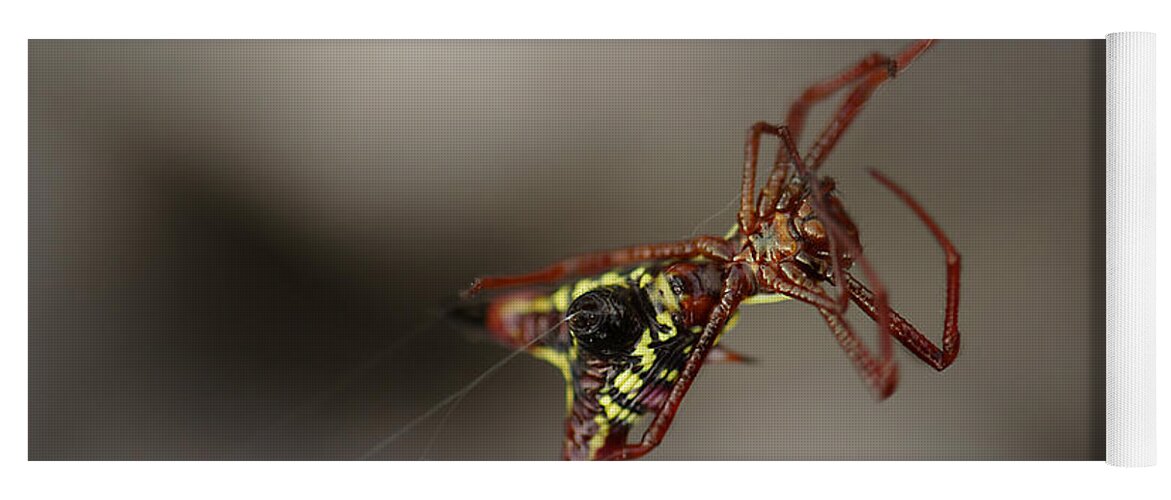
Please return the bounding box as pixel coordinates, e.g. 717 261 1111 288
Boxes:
847 276 957 371
817 305 900 399
805 40 935 173
763 261 899 398
464 236 734 296
784 51 893 144
744 122 800 222
756 164 791 221
739 122 787 234
596 264 755 460
759 263 839 311
761 41 934 240
843 169 961 370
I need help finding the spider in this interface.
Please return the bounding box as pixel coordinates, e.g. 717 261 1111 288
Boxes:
461 40 960 460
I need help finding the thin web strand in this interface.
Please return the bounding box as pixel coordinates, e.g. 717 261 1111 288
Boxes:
359 312 578 460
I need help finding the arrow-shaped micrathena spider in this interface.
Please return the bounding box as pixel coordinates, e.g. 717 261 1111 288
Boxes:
462 40 960 460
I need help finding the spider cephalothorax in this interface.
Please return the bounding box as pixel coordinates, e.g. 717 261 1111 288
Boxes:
742 175 860 285
465 40 961 460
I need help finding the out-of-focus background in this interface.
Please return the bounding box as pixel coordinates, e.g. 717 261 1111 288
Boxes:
29 40 1103 460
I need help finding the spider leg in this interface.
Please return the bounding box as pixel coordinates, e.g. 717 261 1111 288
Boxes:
805 40 935 172
596 264 754 460
464 236 734 296
756 163 792 221
753 124 801 222
785 51 892 144
740 122 788 234
759 262 839 311
817 305 899 399
846 276 957 371
816 241 898 394
758 41 934 222
765 260 899 398
842 170 961 371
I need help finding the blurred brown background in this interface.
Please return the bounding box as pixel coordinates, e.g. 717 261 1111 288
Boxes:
29 40 1104 460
